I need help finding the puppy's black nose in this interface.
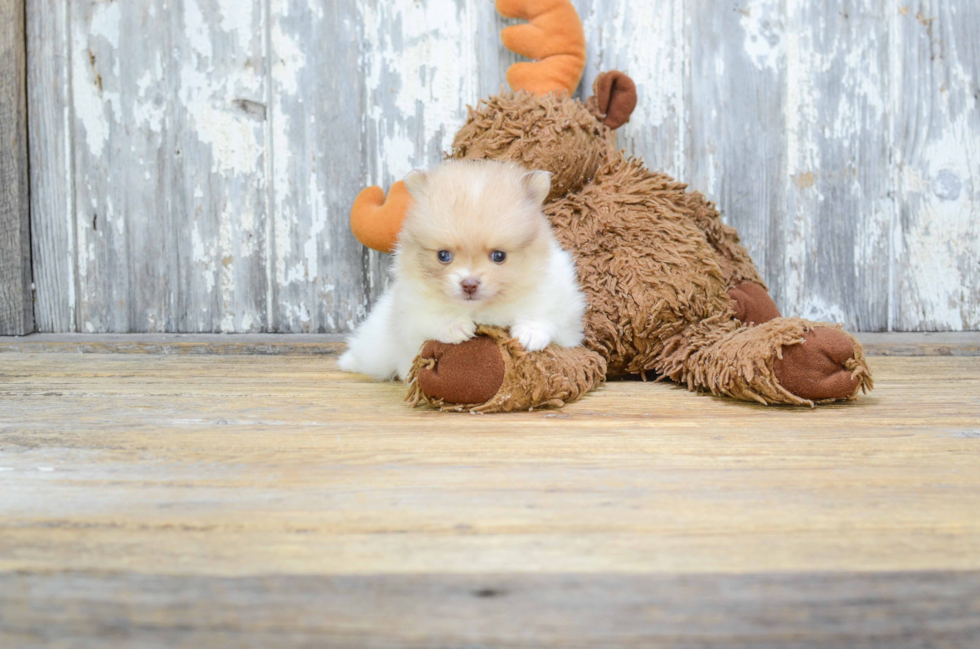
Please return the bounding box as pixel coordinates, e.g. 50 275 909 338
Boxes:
461 278 480 295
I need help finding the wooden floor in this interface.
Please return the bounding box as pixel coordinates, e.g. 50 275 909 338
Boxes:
1 335 979 648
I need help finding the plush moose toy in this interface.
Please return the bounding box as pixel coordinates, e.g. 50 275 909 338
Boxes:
349 0 872 412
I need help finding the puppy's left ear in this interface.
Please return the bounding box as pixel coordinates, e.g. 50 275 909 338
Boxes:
521 170 552 205
403 169 429 199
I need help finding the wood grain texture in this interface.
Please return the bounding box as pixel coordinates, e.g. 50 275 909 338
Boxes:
893 0 980 331
688 0 785 289
25 0 980 332
0 0 33 336
27 0 74 333
269 0 370 333
578 0 689 178
170 0 271 333
2 571 978 648
0 352 979 645
778 0 892 331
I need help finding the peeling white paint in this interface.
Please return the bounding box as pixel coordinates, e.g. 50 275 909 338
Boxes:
132 71 166 134
901 111 980 329
71 1 123 157
360 0 475 183
183 0 213 61
218 0 255 51
270 19 306 96
740 0 784 72
192 222 217 295
180 0 264 176
582 0 687 178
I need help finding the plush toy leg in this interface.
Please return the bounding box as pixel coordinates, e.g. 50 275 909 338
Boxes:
659 317 873 406
728 281 781 325
406 326 606 413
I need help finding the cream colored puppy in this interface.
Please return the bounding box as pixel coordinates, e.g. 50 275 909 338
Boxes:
338 160 586 381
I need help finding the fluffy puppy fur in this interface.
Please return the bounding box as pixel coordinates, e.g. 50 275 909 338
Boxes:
338 160 586 381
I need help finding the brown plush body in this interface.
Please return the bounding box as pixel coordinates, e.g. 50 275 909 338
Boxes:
408 77 872 411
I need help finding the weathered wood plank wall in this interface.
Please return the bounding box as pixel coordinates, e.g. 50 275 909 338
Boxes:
0 0 33 336
25 0 980 333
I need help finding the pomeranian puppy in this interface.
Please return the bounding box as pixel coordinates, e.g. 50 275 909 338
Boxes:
338 159 586 381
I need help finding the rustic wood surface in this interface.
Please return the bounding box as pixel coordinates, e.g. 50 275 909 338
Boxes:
24 0 980 334
1 331 979 356
0 0 33 336
1 351 979 645
2 571 978 648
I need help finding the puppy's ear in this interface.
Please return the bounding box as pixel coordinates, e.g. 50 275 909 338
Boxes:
403 169 429 199
521 170 552 205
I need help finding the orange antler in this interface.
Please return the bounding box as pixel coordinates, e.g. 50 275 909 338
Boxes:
349 181 413 253
497 0 586 96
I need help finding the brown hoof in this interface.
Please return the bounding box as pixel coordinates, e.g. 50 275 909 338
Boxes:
417 336 506 405
728 281 781 325
774 328 862 401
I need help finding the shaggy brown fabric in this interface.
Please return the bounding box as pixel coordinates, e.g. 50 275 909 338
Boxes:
407 326 606 413
728 281 782 325
404 72 872 412
546 157 732 377
451 91 615 201
658 317 872 406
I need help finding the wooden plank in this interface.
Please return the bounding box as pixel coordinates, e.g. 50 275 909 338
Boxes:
68 0 164 332
2 332 980 356
66 0 269 333
780 0 892 331
1 571 978 648
268 0 368 333
0 0 33 336
893 1 980 331
688 0 786 290
0 353 978 644
170 0 270 332
26 0 75 332
359 0 479 187
859 331 980 356
0 354 977 577
578 0 688 178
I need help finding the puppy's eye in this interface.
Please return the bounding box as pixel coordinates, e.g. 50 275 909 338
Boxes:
490 250 507 263
437 250 453 264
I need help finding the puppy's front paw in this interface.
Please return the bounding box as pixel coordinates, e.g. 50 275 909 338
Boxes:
436 318 477 344
512 323 553 352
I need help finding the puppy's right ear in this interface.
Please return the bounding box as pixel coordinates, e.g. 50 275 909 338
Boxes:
521 170 552 205
403 169 429 199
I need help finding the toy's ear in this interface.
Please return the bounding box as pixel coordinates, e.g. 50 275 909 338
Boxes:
592 71 637 129
521 170 552 205
403 169 429 199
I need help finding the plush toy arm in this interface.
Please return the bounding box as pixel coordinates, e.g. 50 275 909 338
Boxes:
349 181 413 253
496 0 586 96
